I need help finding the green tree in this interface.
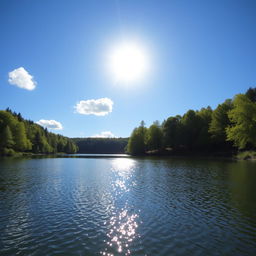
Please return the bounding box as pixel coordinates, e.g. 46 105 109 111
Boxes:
0 109 79 155
47 133 58 153
209 99 233 146
13 122 32 151
245 87 256 102
146 121 163 151
32 131 52 153
162 115 181 150
195 107 213 149
64 140 77 154
226 94 256 149
127 121 147 155
0 110 17 132
180 110 202 150
57 137 66 152
0 125 14 150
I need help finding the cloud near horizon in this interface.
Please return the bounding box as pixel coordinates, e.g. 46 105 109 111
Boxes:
74 98 113 116
8 67 37 90
90 131 116 138
36 119 63 130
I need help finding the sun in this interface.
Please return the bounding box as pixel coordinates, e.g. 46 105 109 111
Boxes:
109 42 148 83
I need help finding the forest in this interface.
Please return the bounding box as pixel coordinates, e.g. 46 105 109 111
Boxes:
73 137 128 154
127 88 256 156
1 88 256 157
0 109 78 156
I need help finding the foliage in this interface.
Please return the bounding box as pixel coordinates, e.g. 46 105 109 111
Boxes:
245 87 256 103
2 87 256 157
209 99 233 145
146 121 163 151
0 109 78 155
180 110 200 149
2 148 16 156
13 122 32 151
127 121 147 155
226 94 256 149
162 115 181 149
195 107 213 150
128 88 256 155
236 151 256 160
0 125 14 150
73 137 128 154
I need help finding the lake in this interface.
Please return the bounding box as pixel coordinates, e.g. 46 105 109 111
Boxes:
0 156 256 255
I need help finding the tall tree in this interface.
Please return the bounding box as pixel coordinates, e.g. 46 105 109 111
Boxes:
127 121 147 155
0 110 17 131
13 122 31 151
65 140 77 154
0 125 14 150
226 94 256 149
194 107 213 150
209 99 233 146
57 136 66 152
180 110 202 150
146 121 163 151
162 115 181 150
0 109 77 155
32 131 52 153
245 87 256 103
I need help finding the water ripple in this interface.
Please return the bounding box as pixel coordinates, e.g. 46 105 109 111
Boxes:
0 157 256 255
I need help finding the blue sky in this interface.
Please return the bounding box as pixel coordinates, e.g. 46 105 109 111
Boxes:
0 0 255 138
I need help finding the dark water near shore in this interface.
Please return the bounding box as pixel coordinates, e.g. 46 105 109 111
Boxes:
0 156 256 256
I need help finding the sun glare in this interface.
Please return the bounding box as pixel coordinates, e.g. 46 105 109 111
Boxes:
109 42 148 83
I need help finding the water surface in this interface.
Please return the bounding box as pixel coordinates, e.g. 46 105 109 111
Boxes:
0 157 256 255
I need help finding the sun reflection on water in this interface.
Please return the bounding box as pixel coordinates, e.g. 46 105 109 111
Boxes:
111 158 136 173
111 158 136 193
102 208 139 255
100 158 140 255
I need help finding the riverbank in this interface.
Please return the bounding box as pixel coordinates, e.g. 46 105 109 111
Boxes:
236 151 256 160
0 152 71 158
137 149 256 161
1 150 256 161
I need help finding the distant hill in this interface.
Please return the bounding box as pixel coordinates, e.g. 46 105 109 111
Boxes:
72 137 129 154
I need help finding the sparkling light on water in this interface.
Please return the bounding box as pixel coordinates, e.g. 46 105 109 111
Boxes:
100 158 140 255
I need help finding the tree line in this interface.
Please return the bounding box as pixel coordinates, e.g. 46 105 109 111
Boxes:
127 88 256 156
0 109 78 156
73 137 128 154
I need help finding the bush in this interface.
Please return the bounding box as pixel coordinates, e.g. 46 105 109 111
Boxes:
2 148 16 156
236 151 256 160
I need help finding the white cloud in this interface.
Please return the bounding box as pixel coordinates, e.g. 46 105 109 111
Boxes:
90 131 116 138
8 67 37 90
74 98 113 116
36 119 63 130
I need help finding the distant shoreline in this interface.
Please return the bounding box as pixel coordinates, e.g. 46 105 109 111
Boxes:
1 151 256 161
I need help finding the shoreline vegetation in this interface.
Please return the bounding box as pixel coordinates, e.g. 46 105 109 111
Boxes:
0 109 78 157
73 137 128 154
1 150 256 161
1 88 256 161
144 149 256 161
126 87 256 161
